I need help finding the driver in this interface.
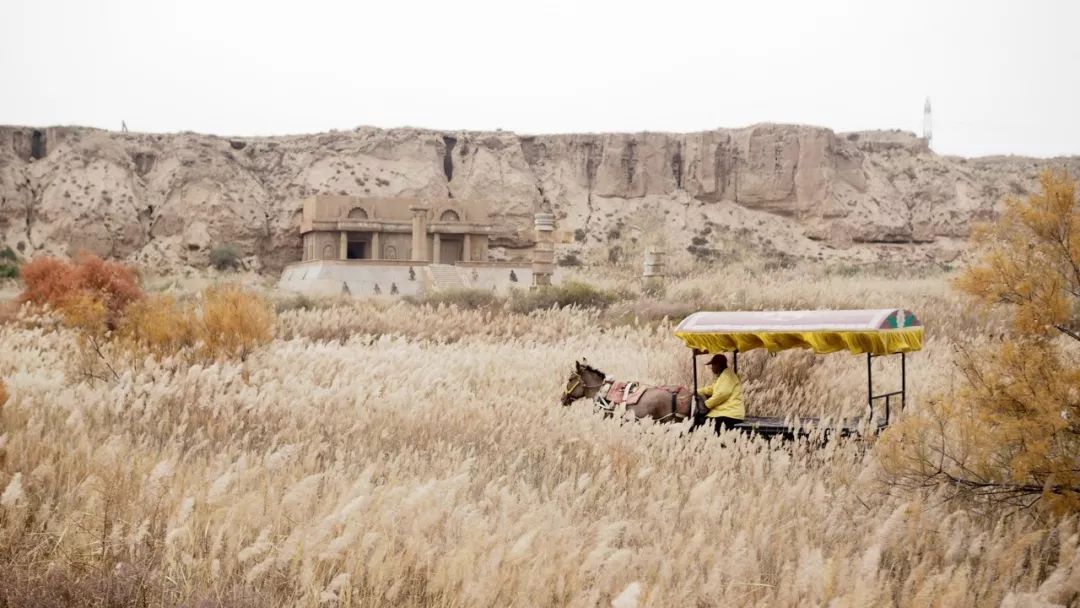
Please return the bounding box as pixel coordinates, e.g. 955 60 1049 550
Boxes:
694 354 745 434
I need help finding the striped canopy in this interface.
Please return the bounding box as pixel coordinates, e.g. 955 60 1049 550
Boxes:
674 309 923 356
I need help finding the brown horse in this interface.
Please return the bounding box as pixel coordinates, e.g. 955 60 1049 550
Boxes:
561 359 695 422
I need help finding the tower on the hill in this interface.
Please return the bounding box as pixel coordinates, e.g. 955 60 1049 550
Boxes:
923 97 933 147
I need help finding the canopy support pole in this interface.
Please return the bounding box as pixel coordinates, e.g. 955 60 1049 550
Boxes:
691 350 699 414
901 351 907 412
867 353 874 423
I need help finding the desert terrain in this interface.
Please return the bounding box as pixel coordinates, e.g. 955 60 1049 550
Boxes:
3 124 1080 275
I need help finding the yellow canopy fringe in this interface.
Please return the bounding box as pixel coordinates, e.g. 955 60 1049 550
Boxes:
674 328 924 356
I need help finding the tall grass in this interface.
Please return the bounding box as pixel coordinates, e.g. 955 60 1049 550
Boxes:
0 270 1076 607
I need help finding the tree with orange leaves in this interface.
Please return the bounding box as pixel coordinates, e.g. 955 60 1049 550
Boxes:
15 253 273 380
19 252 142 331
880 170 1080 513
18 253 143 381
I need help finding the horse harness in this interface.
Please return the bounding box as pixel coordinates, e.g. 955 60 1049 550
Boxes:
591 377 689 422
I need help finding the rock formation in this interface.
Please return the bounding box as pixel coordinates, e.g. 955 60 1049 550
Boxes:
1 123 1077 273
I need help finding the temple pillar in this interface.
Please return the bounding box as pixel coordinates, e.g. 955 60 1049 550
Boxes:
372 231 381 260
532 211 556 287
463 233 472 262
643 245 666 279
409 206 428 261
433 232 442 264
339 231 347 260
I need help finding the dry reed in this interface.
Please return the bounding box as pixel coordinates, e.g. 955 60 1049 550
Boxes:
0 270 1076 607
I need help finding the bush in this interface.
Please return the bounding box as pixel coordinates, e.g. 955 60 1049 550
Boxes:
18 253 143 330
200 285 275 360
508 281 620 313
210 244 241 271
418 288 501 310
880 170 1080 513
0 247 17 277
557 253 582 267
642 278 666 298
275 293 319 313
119 295 198 358
120 285 274 363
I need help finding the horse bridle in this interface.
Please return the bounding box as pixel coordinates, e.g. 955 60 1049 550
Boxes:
565 370 605 398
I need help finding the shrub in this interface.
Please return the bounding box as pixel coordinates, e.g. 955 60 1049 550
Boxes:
210 244 241 271
17 257 78 308
119 286 274 363
556 253 582 267
604 298 696 326
118 295 199 358
880 169 1080 513
419 288 501 310
508 281 620 313
199 285 275 360
607 245 623 264
0 246 17 278
642 277 666 298
73 254 144 315
18 253 143 329
275 293 319 313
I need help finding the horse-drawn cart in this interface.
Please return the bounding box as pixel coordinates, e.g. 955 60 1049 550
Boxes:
675 308 924 439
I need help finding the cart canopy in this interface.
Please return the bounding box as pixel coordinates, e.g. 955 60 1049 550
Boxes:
674 309 923 356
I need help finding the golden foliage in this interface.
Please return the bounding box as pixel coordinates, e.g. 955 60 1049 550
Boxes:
198 285 274 361
12 257 272 375
117 295 198 359
882 169 1080 513
956 169 1080 338
59 291 111 337
118 285 274 364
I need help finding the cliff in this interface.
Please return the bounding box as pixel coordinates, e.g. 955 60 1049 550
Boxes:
1 124 1077 273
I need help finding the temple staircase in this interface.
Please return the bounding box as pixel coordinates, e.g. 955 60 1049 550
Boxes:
426 264 467 290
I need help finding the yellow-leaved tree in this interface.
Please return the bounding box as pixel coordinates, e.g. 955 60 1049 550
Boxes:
880 169 1080 513
119 285 274 363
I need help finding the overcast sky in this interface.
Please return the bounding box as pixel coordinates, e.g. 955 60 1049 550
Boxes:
4 0 1078 157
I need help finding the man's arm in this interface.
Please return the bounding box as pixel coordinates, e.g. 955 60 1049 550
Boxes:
704 376 733 410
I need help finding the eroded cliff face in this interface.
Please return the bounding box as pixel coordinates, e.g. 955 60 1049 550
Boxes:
1 124 1076 273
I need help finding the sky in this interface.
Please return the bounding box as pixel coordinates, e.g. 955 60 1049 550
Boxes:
3 0 1079 158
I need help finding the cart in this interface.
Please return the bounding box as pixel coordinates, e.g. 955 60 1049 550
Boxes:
675 308 924 440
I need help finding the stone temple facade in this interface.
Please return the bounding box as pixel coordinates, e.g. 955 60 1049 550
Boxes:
298 195 495 264
279 195 546 297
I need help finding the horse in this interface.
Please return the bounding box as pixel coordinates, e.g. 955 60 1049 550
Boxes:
561 359 695 423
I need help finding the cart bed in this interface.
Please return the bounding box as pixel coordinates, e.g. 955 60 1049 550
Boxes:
733 415 887 440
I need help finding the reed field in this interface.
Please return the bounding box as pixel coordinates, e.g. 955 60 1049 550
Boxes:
1 266 1078 607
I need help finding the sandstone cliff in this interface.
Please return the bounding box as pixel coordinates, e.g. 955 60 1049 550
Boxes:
1 124 1077 273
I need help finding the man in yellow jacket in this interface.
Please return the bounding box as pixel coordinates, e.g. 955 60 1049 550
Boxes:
694 354 745 434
